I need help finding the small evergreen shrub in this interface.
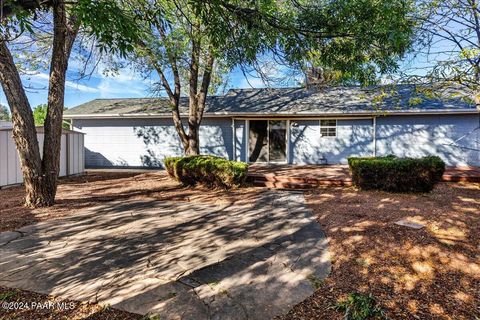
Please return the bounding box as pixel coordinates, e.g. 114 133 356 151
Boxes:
164 155 248 189
348 155 445 193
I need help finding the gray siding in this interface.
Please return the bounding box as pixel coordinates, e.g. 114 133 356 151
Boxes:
234 119 247 162
199 118 233 160
376 114 480 166
290 119 374 164
73 117 233 168
73 114 480 168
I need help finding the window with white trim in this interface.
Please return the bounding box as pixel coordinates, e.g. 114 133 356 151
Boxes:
320 119 337 137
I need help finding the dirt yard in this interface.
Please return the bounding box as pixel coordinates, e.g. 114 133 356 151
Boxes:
0 172 479 319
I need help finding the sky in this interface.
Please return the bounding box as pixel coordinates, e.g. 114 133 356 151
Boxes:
0 64 274 110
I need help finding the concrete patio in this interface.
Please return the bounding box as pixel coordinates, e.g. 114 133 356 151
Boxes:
0 190 330 319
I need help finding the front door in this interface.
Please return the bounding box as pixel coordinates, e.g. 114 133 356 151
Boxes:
248 120 287 163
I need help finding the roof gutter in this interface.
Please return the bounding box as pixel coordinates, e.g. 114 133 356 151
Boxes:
63 108 480 120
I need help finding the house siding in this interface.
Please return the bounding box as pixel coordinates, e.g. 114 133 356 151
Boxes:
289 119 374 164
234 119 247 162
72 113 480 168
73 117 233 168
376 114 480 166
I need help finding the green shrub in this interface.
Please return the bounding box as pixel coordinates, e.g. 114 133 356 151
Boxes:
334 292 385 320
348 155 445 193
164 155 248 189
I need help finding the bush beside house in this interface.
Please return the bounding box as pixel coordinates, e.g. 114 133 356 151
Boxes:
348 155 445 192
164 155 249 188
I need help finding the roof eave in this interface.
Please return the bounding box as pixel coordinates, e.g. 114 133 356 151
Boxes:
63 108 480 119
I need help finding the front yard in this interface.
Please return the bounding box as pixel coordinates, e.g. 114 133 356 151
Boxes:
0 172 478 319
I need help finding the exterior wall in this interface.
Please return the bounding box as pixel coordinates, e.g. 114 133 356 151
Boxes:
200 118 233 160
66 132 85 175
376 114 480 166
234 119 247 162
72 113 480 168
73 117 233 168
290 119 374 164
0 129 84 187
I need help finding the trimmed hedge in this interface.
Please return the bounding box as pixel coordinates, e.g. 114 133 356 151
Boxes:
348 155 445 192
164 155 248 188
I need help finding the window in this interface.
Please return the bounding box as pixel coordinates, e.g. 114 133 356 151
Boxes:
320 119 336 137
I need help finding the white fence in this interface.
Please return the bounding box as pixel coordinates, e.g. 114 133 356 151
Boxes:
0 127 85 187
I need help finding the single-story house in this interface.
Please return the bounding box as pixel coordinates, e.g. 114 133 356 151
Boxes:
64 85 480 167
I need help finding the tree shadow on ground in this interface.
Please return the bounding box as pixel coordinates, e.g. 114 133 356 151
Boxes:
0 178 330 319
282 182 480 320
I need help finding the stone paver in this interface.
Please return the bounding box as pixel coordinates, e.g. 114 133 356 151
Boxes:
395 220 425 229
0 190 330 319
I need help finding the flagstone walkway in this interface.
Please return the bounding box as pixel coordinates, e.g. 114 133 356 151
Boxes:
0 190 330 319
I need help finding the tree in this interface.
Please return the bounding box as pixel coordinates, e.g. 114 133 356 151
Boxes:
401 0 480 100
0 104 10 121
0 1 77 207
32 104 47 126
0 1 141 207
127 0 416 155
33 104 70 129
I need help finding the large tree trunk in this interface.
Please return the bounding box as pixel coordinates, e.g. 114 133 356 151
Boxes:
0 2 77 207
41 2 77 205
186 125 200 155
0 40 44 207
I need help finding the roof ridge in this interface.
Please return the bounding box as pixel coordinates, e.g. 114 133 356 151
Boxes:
92 97 164 101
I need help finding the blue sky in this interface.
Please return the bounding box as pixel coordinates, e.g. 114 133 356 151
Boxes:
0 65 273 109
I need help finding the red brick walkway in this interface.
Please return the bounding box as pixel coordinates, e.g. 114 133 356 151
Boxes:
248 164 480 189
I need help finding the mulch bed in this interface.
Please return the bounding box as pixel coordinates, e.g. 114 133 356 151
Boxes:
1 173 479 319
282 182 480 320
0 286 140 320
0 171 261 233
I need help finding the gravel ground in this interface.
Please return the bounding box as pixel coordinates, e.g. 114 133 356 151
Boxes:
1 173 478 319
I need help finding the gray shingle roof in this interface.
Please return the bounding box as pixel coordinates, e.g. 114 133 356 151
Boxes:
64 85 478 118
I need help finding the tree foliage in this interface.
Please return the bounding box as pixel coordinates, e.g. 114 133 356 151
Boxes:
0 104 10 121
401 0 480 100
123 0 416 154
32 104 47 126
0 0 148 207
33 104 70 128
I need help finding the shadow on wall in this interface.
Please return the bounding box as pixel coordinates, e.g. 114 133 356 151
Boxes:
85 147 114 167
134 123 232 167
291 121 374 164
377 124 479 166
134 126 184 168
198 120 232 159
291 120 480 166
